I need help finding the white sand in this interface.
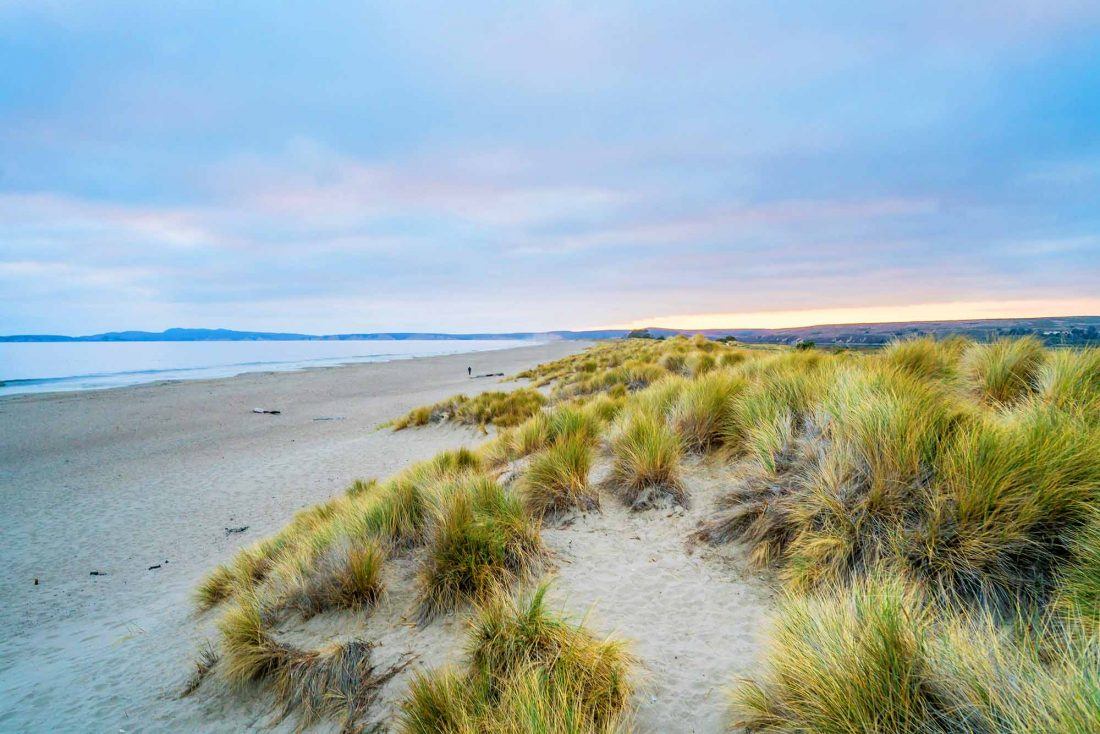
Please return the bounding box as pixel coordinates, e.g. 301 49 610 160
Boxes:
545 460 773 734
0 343 579 732
0 341 773 733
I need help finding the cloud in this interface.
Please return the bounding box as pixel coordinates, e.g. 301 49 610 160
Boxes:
1 3 1099 334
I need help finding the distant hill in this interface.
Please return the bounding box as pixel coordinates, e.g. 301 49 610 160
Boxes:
2 317 1097 346
633 315 1100 346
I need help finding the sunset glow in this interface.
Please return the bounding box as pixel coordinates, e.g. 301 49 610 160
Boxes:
613 299 1100 331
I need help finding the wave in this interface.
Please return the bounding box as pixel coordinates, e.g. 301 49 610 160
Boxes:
0 341 533 397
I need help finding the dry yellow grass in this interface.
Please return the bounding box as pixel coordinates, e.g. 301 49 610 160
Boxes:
189 335 1098 732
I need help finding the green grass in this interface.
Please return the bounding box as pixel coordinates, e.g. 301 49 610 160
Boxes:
735 573 1100 734
668 370 744 453
608 409 685 509
417 476 543 619
880 335 962 381
960 336 1047 405
399 585 634 734
521 434 597 517
217 591 398 729
392 389 547 430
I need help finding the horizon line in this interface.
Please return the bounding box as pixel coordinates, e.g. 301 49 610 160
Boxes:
3 312 1099 341
595 298 1100 332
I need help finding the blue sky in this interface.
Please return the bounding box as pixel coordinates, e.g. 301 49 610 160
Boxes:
1 1 1098 334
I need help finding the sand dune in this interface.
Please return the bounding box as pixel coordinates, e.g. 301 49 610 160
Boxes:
0 343 586 732
0 340 773 733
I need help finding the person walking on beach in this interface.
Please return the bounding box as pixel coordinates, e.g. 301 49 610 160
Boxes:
467 366 472 377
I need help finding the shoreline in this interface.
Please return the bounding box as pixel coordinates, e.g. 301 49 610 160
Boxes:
0 339 550 401
0 340 588 732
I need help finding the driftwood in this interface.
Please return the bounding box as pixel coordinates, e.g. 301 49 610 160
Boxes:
252 408 281 415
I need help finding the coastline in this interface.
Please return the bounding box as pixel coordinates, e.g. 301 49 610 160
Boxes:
0 338 544 399
0 341 588 732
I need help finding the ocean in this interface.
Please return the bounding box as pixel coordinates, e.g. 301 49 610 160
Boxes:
0 340 536 397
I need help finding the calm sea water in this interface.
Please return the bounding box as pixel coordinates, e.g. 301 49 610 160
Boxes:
0 340 536 397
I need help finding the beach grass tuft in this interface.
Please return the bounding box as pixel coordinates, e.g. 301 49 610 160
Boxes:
608 409 685 509
735 572 1100 734
217 589 404 729
180 640 220 698
417 476 543 619
521 433 597 517
392 389 547 430
668 369 744 453
960 336 1046 405
399 584 633 734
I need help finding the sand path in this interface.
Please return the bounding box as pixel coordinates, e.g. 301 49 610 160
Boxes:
545 460 773 733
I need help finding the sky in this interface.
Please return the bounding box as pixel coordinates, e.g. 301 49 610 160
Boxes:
1 1 1099 335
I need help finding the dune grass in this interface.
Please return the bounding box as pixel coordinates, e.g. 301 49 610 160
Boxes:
188 335 1098 732
180 640 220 698
521 434 597 517
608 409 686 509
735 574 943 734
484 402 606 466
880 335 964 381
514 334 759 400
704 339 1100 733
392 389 547 430
735 573 1100 734
698 351 1100 608
918 404 1100 607
218 591 401 729
1038 347 1100 416
279 538 386 617
194 445 543 726
417 476 543 620
218 592 288 686
399 584 634 734
668 370 744 453
960 336 1047 405
195 448 487 617
1055 514 1100 633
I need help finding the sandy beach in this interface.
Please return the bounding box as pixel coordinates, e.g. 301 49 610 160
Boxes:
0 342 591 731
